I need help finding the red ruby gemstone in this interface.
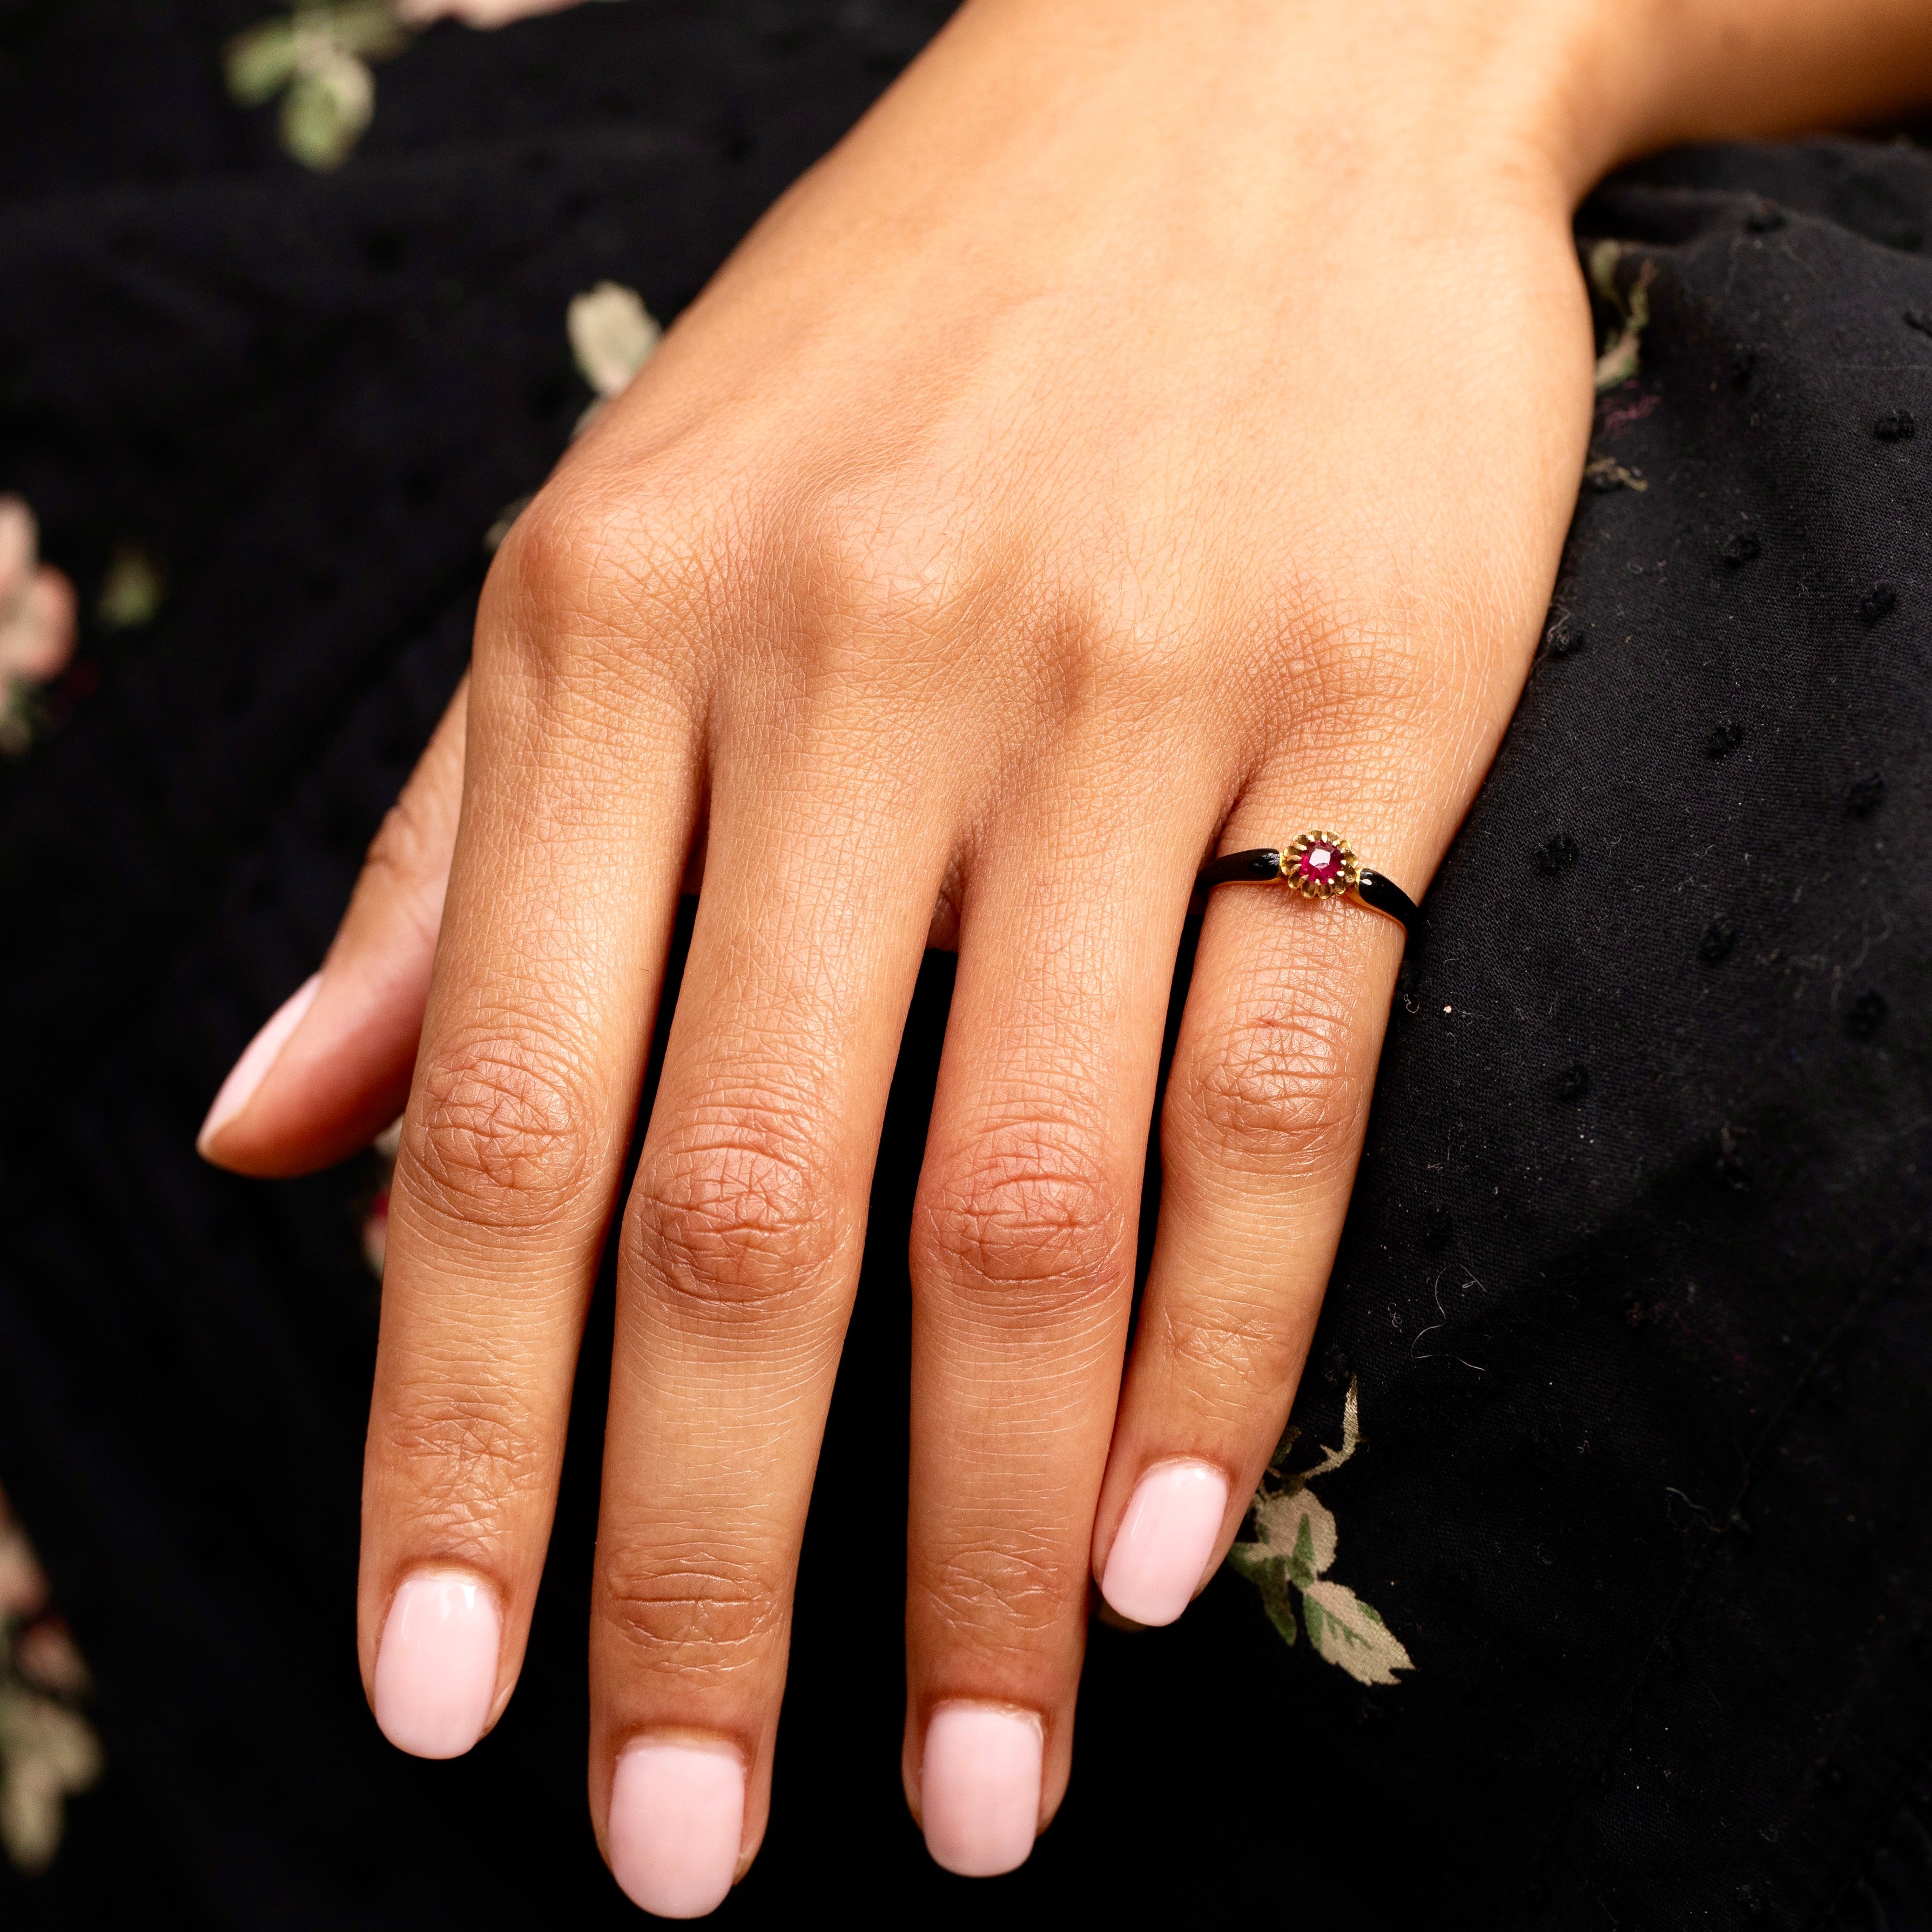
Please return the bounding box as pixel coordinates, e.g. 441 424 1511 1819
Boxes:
1297 843 1344 885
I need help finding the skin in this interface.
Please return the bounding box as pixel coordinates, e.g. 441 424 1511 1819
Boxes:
201 0 1932 1897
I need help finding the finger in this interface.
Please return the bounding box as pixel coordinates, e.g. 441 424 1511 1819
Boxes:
197 679 966 1183
198 679 468 1176
902 764 1214 1877
359 540 700 1768
1091 796 1415 1630
589 749 943 1916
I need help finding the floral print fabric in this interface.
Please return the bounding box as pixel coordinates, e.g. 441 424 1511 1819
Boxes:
0 1493 99 1875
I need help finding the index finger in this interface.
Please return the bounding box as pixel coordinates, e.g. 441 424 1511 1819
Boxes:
359 519 699 1761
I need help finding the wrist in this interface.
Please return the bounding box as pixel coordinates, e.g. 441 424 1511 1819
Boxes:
938 0 1932 213
933 0 1651 211
1534 0 1932 190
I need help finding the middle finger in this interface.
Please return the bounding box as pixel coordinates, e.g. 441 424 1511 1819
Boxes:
590 729 947 1916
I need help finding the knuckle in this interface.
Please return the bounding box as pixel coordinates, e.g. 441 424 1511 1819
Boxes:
376 1386 551 1543
1175 992 1366 1179
487 476 716 684
913 1117 1129 1320
911 1533 1085 1643
1234 575 1438 753
599 1547 786 1680
487 486 600 634
627 1099 840 1317
403 1026 596 1229
794 482 961 654
1153 1297 1297 1409
1280 623 1433 752
1064 582 1192 696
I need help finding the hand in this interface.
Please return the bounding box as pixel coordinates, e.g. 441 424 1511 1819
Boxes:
200 0 1645 1911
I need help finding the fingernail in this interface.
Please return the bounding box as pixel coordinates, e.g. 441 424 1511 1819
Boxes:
1099 1460 1229 1628
607 1739 745 1918
920 1703 1042 1877
197 974 321 1156
372 1571 501 1759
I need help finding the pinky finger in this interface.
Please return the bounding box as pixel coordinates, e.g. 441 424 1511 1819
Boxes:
198 679 468 1177
1090 863 1403 1627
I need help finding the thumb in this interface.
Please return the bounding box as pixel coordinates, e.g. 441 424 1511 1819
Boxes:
199 680 468 1177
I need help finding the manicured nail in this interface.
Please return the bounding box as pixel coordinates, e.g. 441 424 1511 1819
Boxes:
920 1703 1042 1877
372 1571 501 1759
1099 1460 1229 1628
607 1739 745 1918
197 974 321 1156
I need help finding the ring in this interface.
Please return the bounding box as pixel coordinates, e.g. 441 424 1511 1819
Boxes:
1195 829 1422 943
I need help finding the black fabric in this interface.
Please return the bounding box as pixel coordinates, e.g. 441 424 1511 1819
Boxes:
1 5 1929 1926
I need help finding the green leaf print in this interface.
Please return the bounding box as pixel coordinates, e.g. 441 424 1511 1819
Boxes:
1299 1582 1413 1686
1226 1379 1413 1685
1262 1582 1300 1647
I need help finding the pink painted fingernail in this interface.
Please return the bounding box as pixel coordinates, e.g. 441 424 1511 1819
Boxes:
372 1571 501 1759
1099 1460 1229 1627
607 1740 745 1918
196 974 321 1156
920 1704 1042 1877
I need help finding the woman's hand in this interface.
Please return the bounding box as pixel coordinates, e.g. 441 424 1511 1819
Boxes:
192 0 1867 1910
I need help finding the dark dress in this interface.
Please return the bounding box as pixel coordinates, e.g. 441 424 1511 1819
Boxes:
1 4 1928 1926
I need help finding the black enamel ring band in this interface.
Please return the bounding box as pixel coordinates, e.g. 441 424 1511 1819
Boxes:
1196 829 1422 943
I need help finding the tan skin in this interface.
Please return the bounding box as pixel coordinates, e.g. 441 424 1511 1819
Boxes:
201 0 1932 1900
